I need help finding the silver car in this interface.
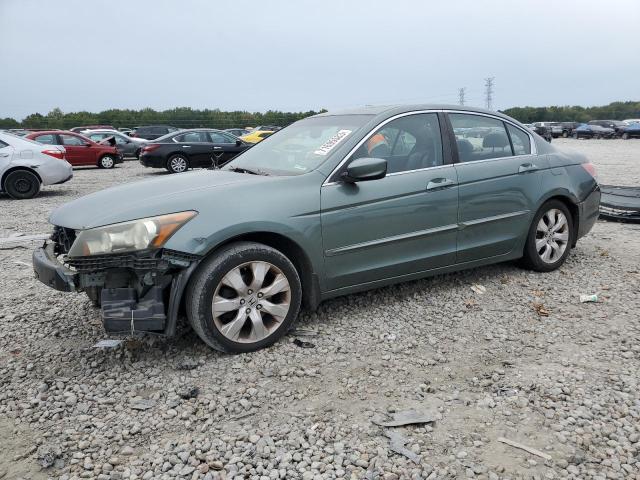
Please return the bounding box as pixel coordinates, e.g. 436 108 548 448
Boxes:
0 131 73 199
82 129 148 158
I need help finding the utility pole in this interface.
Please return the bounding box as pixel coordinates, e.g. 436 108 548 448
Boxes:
484 77 495 110
458 87 466 106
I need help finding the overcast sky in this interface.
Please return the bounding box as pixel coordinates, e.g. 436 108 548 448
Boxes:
1 0 638 120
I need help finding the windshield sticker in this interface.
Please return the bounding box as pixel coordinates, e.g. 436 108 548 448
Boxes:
313 129 352 156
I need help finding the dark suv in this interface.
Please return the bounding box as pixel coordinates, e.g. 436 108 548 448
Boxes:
131 125 180 140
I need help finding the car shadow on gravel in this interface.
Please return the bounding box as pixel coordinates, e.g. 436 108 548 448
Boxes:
0 189 71 201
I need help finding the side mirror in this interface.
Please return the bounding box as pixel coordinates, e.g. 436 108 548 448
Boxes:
341 157 387 183
236 140 242 146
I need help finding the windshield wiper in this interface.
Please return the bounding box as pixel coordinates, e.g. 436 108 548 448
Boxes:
227 166 270 176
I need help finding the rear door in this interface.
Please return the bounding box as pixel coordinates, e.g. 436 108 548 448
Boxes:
173 131 212 167
321 112 459 290
448 112 546 263
59 133 94 166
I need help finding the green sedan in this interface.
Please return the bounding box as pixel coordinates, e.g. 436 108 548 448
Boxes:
33 105 601 353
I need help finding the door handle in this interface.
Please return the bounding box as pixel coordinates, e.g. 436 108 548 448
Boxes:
213 146 222 150
518 163 538 173
426 178 456 190
182 145 191 148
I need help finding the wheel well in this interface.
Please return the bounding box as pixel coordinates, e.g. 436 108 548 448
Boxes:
545 195 579 246
206 232 319 310
1 167 42 190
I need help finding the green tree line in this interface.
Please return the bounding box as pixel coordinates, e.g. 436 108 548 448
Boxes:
0 107 325 130
502 101 640 123
1 101 639 130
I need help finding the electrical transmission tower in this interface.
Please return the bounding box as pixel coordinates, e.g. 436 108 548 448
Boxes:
458 88 466 106
484 77 495 110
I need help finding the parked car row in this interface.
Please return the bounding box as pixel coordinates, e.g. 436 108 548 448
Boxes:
523 119 640 140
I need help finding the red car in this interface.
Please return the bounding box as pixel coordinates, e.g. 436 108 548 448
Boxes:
26 131 123 168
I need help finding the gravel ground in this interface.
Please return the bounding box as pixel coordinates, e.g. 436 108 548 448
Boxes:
1 139 639 480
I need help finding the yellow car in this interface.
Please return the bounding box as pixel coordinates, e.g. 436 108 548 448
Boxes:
240 130 274 144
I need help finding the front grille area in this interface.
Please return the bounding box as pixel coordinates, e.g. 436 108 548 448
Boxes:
51 226 76 255
65 253 165 272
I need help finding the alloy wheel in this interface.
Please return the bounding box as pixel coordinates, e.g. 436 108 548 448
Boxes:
101 156 114 168
535 208 569 264
169 156 188 173
15 178 32 194
211 261 291 343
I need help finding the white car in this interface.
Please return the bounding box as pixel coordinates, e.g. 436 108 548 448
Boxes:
0 131 73 199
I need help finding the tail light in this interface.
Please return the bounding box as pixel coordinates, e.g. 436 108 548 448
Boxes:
42 149 65 160
142 144 161 153
581 162 597 179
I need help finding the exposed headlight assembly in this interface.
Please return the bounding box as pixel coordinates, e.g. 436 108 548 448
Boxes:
67 211 197 257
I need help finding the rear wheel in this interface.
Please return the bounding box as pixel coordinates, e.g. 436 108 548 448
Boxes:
4 170 41 199
167 154 188 173
186 241 302 353
521 200 574 272
98 155 116 169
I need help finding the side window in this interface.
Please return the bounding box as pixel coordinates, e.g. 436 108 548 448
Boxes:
34 134 58 144
175 132 208 143
88 134 107 141
151 127 166 135
350 113 443 174
60 134 85 146
114 135 128 145
0 140 9 148
209 132 235 143
450 114 513 162
506 124 531 155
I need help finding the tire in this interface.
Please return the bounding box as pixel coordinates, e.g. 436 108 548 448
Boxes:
186 241 302 353
166 154 189 173
98 155 116 169
134 148 141 158
4 170 41 199
562 131 568 138
521 200 574 272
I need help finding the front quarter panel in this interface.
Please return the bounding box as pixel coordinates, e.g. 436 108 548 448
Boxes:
164 171 325 281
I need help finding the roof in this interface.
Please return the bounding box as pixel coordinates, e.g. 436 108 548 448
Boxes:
315 104 515 121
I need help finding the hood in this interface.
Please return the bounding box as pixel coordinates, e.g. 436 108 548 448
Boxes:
49 170 260 230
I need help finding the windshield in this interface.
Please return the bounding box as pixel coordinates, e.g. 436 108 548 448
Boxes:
224 114 373 175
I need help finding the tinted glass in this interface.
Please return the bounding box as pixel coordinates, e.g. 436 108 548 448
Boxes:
0 140 9 148
88 133 108 141
175 132 209 143
34 134 57 144
209 132 234 143
225 114 373 176
506 124 531 155
350 113 443 173
60 134 85 146
450 114 513 162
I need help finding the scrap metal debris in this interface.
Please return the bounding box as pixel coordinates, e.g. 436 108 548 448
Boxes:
129 399 156 410
293 338 315 348
471 284 487 295
372 409 437 427
532 302 550 317
384 430 420 464
599 185 640 224
498 436 552 461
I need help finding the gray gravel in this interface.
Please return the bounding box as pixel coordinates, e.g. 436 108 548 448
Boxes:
1 139 640 479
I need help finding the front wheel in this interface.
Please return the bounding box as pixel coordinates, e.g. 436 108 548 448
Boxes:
98 155 116 169
186 242 302 353
521 200 574 272
4 170 41 199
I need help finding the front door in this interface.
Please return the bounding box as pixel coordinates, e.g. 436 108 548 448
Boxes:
173 131 213 167
209 131 245 166
448 113 546 263
59 133 95 166
321 112 459 291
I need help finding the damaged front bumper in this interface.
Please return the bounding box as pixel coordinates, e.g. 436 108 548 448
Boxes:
33 239 200 337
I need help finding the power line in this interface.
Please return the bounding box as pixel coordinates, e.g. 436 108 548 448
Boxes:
458 88 466 106
484 77 495 110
